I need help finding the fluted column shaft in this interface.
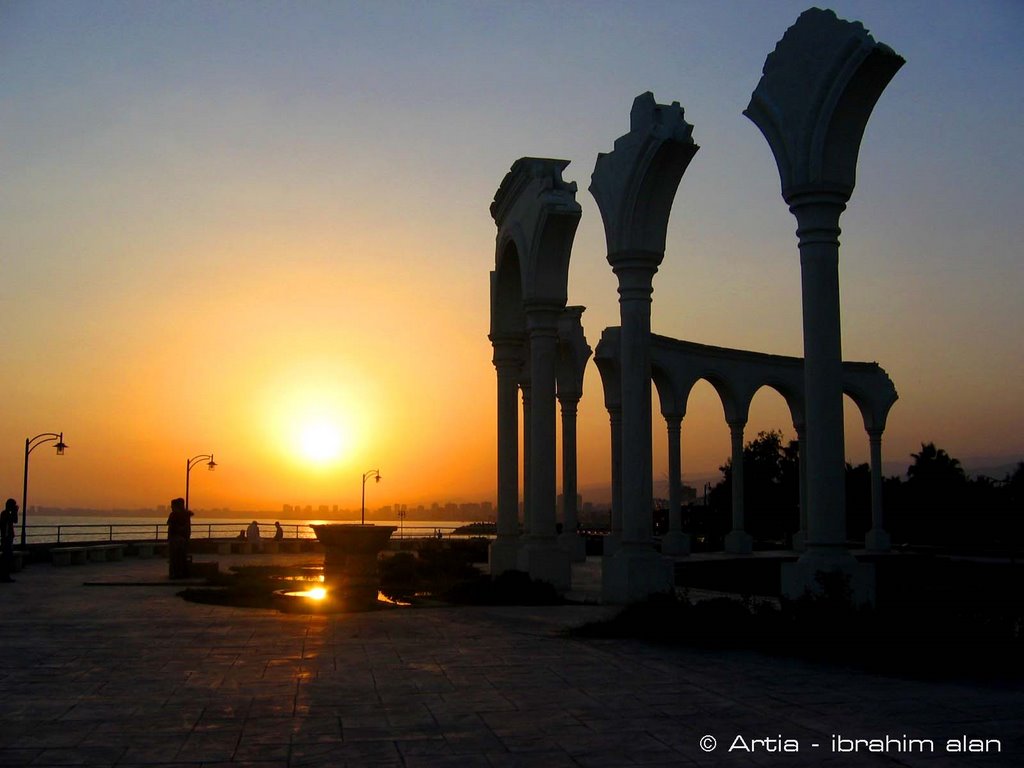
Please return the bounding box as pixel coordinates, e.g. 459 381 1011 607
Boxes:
521 384 532 536
493 343 521 540
666 415 683 536
525 307 560 540
608 407 623 544
790 192 848 550
729 423 746 534
791 424 808 549
559 397 580 535
613 256 658 544
869 431 883 532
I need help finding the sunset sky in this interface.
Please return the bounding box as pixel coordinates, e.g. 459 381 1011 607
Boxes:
2 1 1021 513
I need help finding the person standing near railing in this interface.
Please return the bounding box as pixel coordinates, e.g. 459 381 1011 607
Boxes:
1 499 18 583
167 497 192 579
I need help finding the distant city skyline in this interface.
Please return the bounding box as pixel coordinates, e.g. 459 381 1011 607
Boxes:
2 1 1022 510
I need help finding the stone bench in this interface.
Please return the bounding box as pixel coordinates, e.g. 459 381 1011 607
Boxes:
212 539 299 555
87 544 124 562
51 544 126 565
132 542 156 558
51 547 88 566
131 541 168 558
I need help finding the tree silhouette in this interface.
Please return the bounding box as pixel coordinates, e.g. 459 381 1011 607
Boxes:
708 430 800 544
699 435 1021 552
907 443 967 486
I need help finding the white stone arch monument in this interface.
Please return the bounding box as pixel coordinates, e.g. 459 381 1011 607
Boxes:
488 8 903 604
744 8 904 601
488 158 583 591
589 92 699 604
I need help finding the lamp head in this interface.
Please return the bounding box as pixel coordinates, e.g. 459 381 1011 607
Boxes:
207 456 217 471
55 433 67 456
375 471 381 483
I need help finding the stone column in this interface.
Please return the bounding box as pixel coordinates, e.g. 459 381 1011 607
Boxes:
591 93 697 602
606 407 623 556
558 395 586 562
725 423 753 554
520 378 532 538
556 307 590 563
516 306 570 590
616 258 657 546
792 424 809 551
662 415 690 555
865 429 891 551
745 7 903 605
792 193 848 553
600 253 674 600
489 339 522 575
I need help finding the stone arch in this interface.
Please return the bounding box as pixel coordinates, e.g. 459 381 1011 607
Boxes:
841 363 899 552
749 380 805 433
490 238 526 340
744 382 804 543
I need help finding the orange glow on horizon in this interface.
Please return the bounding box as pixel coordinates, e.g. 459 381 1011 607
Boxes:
2 5 1022 511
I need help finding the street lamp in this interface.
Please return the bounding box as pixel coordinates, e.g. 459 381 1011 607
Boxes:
361 469 381 525
185 454 217 512
22 432 67 547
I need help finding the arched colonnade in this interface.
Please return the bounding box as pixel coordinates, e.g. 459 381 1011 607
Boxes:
594 329 898 556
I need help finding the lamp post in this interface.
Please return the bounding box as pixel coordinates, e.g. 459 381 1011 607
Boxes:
361 469 380 525
185 454 217 512
397 504 407 539
22 432 67 547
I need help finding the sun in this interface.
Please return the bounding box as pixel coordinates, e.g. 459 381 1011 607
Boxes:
298 421 346 464
259 376 366 470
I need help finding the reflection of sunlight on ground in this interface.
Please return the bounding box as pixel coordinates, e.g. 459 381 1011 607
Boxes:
280 587 409 606
282 586 326 600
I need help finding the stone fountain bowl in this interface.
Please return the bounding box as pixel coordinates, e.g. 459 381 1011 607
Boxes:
308 524 397 611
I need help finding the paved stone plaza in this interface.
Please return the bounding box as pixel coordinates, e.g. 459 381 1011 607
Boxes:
0 553 1020 767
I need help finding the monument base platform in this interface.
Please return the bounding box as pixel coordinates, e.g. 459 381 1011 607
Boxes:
781 549 875 607
601 545 674 604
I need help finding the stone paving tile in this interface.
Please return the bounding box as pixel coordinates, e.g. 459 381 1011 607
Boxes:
2 751 42 766
27 744 127 766
2 554 1023 767
404 755 492 768
483 751 579 767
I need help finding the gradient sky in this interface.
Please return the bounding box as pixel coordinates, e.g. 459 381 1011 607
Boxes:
2 0 1022 512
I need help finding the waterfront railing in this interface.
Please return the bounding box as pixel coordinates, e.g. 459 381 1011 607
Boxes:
23 521 471 545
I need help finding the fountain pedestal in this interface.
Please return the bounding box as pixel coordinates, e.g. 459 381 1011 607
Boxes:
311 524 396 610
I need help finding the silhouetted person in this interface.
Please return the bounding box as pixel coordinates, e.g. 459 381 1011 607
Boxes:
246 520 260 542
1 498 18 583
273 521 284 541
167 497 192 579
